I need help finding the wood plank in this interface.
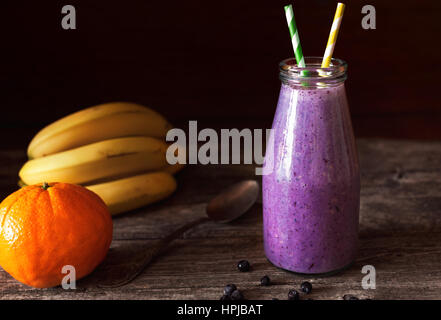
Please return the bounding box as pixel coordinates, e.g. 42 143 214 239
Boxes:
1 231 441 300
0 139 440 299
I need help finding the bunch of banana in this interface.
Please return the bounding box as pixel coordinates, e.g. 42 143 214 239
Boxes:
19 102 184 216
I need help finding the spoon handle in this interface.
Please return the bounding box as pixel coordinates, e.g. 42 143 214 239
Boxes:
99 216 210 288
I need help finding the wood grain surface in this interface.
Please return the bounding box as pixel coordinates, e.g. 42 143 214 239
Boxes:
0 138 441 299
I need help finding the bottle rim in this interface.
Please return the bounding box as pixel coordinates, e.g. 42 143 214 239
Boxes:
279 56 347 85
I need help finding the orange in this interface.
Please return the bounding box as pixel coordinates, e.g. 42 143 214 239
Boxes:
0 182 113 288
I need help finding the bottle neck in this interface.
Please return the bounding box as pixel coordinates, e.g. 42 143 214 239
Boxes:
279 57 347 89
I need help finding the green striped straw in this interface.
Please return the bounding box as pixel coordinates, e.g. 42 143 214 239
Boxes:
284 4 305 68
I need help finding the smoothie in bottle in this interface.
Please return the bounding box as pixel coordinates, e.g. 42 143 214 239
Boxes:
262 57 360 274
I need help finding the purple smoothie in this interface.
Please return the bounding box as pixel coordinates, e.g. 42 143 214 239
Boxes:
263 59 360 274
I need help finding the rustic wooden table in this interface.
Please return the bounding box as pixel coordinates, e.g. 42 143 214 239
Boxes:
0 139 440 300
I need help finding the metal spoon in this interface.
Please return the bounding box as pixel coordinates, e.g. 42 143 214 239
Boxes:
99 180 260 288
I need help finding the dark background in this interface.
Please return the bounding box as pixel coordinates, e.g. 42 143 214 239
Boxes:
2 0 441 148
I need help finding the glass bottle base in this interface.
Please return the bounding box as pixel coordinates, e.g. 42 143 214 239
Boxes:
266 257 355 277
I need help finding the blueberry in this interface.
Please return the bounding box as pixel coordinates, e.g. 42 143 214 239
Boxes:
288 289 300 300
260 275 271 286
223 284 237 296
300 281 312 294
231 290 244 300
343 294 359 300
220 295 230 300
237 260 250 272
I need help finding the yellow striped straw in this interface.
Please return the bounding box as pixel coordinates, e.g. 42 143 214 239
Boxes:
321 3 345 68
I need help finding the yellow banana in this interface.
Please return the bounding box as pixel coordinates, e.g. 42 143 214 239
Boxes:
18 163 183 188
27 102 173 158
87 171 177 216
19 137 168 186
17 179 26 188
163 163 186 175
